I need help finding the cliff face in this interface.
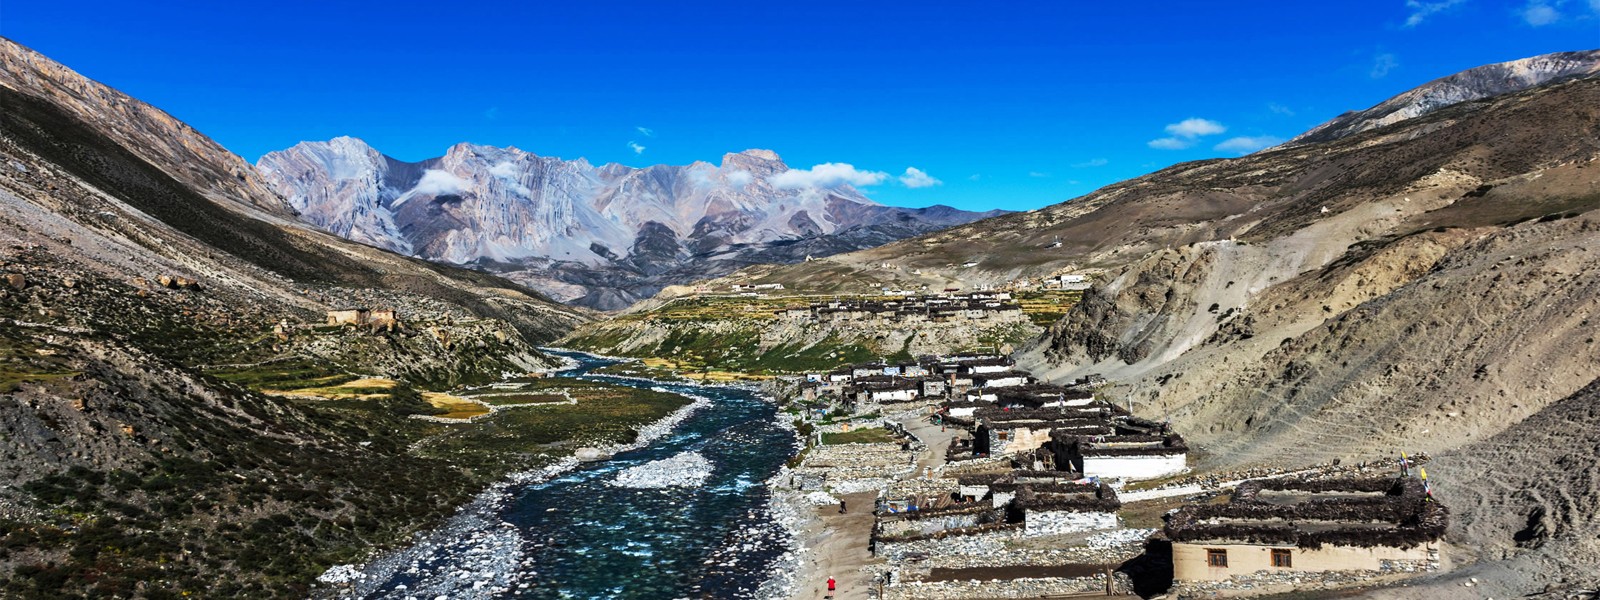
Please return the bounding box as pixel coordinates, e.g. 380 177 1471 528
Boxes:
258 139 1005 309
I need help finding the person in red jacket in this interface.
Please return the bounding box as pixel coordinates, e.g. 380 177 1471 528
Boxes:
827 576 836 597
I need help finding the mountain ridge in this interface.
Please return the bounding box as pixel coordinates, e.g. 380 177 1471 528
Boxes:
1287 49 1600 146
258 137 1005 309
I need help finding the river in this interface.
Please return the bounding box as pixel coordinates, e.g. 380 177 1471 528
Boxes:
347 350 802 599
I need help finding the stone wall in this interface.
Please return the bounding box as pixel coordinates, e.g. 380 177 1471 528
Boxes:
877 510 992 537
1023 509 1119 537
875 527 1019 561
882 575 1113 599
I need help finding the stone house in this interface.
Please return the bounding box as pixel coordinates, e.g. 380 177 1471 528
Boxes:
1165 477 1445 586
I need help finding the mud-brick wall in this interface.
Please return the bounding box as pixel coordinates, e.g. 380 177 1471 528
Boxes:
1172 542 1437 582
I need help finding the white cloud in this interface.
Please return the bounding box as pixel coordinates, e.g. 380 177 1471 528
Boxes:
1147 137 1195 150
898 167 942 188
1404 0 1466 27
413 169 471 196
968 174 982 181
769 163 889 190
636 126 655 137
1371 53 1400 78
1165 118 1227 138
1028 171 1050 178
627 141 646 154
1267 102 1296 116
725 169 754 187
1214 135 1286 154
1149 118 1226 150
1073 158 1109 168
1521 0 1561 24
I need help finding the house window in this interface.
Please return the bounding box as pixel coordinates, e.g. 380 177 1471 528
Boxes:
1206 549 1228 568
1271 548 1292 568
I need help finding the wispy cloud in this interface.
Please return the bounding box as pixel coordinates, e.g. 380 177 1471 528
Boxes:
1166 118 1226 137
1214 136 1285 154
898 167 942 188
769 163 889 190
1267 102 1296 116
1371 53 1400 78
1073 158 1109 168
1147 138 1193 150
484 107 500 120
1404 0 1466 27
968 174 982 182
636 126 655 137
1028 171 1050 178
726 169 754 187
1520 0 1561 24
1149 118 1227 150
627 141 646 154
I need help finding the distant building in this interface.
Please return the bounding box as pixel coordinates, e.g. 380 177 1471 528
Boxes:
326 308 370 326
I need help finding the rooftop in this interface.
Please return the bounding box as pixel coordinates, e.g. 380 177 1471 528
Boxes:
1164 477 1448 549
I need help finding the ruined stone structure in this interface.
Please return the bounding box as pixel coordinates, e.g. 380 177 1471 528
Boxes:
326 307 400 329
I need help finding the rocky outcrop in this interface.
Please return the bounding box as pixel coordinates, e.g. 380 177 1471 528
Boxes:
258 139 1004 309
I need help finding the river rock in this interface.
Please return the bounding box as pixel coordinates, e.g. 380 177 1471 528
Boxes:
575 447 612 462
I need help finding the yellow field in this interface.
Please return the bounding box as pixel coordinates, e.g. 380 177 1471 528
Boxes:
262 377 400 400
422 392 491 420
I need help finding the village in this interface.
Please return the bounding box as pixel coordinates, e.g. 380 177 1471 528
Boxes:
779 353 1449 599
776 293 1026 327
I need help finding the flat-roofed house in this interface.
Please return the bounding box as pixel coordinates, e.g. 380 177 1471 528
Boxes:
1165 477 1445 587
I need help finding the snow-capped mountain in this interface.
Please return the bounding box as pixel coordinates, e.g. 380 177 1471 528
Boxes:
258 139 1004 308
1288 49 1600 146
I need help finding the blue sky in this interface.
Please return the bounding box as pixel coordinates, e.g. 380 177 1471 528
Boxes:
5 1 1598 211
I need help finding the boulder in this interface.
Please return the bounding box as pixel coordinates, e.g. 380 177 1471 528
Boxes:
574 447 612 462
3 273 24 290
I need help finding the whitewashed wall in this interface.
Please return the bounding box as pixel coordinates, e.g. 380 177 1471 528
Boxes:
1083 454 1186 480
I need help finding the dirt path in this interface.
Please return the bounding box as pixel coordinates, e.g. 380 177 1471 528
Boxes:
898 411 958 472
795 491 882 600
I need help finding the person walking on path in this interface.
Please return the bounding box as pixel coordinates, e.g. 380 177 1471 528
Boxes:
826 576 836 598
838 499 847 514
